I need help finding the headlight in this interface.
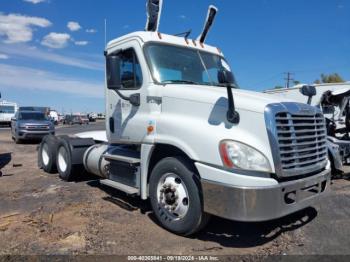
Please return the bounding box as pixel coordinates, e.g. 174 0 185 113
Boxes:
19 124 27 129
219 140 272 172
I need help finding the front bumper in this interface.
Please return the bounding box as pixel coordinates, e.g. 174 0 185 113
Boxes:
198 164 331 222
18 130 55 139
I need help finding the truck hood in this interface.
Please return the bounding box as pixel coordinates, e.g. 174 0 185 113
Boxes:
163 84 297 113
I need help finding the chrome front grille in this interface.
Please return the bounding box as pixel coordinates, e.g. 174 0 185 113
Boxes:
276 112 327 171
26 125 49 131
265 103 328 177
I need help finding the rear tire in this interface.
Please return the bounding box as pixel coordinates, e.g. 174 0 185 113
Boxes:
38 135 58 173
56 139 80 181
149 156 210 236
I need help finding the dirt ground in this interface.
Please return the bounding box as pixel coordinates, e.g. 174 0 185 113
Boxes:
1 125 350 256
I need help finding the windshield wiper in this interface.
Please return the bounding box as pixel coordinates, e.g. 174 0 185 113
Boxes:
161 80 199 85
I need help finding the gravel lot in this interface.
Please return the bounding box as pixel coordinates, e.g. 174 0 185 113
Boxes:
0 122 350 256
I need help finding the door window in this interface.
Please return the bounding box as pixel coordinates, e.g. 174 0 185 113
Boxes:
119 49 143 89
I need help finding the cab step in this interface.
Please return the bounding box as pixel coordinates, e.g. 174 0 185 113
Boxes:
100 179 140 195
103 153 140 164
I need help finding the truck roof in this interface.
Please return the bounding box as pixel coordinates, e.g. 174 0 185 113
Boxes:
106 31 223 56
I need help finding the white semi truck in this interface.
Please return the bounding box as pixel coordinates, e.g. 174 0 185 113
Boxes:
38 1 330 235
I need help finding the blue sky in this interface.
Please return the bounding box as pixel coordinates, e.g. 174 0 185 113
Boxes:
0 0 349 113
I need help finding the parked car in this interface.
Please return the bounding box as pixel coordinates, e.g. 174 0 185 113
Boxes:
88 113 97 122
58 114 65 123
64 115 89 125
11 111 55 143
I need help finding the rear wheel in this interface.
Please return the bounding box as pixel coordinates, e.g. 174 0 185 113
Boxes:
38 135 58 173
149 157 210 236
56 139 77 181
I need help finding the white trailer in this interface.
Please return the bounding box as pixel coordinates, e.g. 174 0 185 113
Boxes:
38 1 330 235
264 83 350 106
0 100 18 127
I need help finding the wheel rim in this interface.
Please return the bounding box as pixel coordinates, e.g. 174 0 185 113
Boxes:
156 173 189 219
58 146 68 172
41 143 50 166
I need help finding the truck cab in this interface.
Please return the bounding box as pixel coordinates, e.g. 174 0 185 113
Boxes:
38 1 331 235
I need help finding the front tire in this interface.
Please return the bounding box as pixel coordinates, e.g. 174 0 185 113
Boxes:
149 157 210 236
14 135 22 144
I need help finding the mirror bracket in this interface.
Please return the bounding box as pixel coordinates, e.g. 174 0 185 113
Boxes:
113 89 140 107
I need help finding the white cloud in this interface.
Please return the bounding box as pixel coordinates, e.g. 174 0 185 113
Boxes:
0 53 9 59
23 0 47 4
41 32 71 48
74 41 88 46
179 15 186 19
86 28 97 33
67 21 81 32
0 63 103 98
0 13 51 43
0 43 103 70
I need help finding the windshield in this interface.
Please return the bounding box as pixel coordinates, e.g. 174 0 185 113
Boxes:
19 112 47 121
0 105 15 114
19 107 49 114
144 43 238 87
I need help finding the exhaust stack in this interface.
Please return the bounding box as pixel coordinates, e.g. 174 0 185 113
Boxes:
145 0 163 32
198 5 218 44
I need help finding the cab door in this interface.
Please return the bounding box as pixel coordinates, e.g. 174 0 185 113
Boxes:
106 41 151 144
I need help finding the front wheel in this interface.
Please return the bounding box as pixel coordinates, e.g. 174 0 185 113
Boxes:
14 135 22 144
149 157 210 236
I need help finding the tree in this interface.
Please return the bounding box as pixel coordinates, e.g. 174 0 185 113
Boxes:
274 85 284 89
315 73 345 84
293 80 300 85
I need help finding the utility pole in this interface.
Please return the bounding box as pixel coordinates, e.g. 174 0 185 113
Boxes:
284 72 294 88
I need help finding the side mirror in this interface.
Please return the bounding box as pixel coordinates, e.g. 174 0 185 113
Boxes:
217 69 240 124
300 85 316 97
106 55 121 89
300 85 316 105
218 69 234 85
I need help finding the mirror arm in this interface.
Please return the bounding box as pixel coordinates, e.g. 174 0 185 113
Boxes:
307 96 312 105
113 89 140 107
226 84 240 124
